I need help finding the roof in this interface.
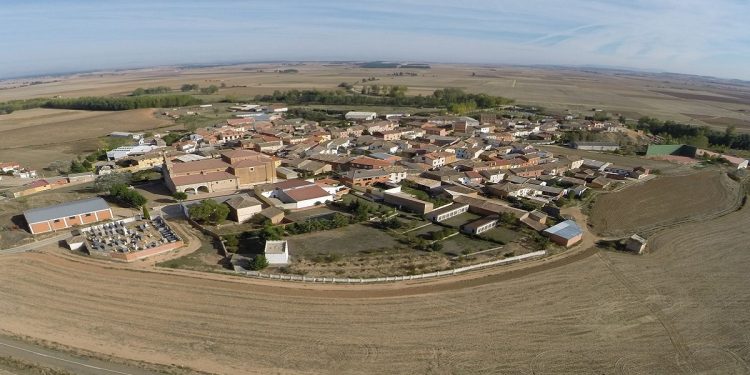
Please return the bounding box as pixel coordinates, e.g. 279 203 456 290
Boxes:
349 157 392 168
453 195 528 219
24 197 110 224
169 158 229 174
343 169 390 179
543 220 583 240
260 206 286 218
224 195 262 210
264 240 288 254
463 216 499 231
283 185 330 202
171 171 236 185
428 203 469 217
274 179 312 191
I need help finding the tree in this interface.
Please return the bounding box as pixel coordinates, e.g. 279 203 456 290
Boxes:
259 223 284 240
142 205 151 220
69 160 87 174
172 192 188 201
223 234 239 248
250 255 269 270
94 173 133 192
109 183 147 207
200 85 219 94
181 84 200 92
188 199 230 225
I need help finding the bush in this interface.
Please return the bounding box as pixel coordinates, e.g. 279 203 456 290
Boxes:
250 255 269 270
172 192 188 201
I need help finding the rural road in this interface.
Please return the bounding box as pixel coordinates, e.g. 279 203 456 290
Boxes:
0 232 71 254
0 335 159 375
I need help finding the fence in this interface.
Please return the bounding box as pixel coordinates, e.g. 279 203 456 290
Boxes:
236 250 546 283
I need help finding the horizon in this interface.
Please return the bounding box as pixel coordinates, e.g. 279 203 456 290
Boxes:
1 1 750 80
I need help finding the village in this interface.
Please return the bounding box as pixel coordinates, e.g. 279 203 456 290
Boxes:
2 100 748 278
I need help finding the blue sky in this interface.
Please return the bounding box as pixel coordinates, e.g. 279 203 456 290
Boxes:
1 0 749 79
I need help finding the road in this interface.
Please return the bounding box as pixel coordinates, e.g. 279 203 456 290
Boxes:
0 335 159 375
0 232 71 254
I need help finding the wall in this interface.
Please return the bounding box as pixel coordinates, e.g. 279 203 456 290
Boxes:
238 251 547 283
107 241 184 262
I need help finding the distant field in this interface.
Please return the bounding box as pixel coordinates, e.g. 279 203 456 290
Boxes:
589 170 741 237
0 108 170 170
2 63 749 131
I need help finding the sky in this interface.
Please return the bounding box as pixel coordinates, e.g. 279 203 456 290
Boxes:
1 0 749 80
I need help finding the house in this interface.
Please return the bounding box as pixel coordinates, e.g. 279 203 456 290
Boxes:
224 195 263 222
340 169 390 187
571 141 620 151
181 193 262 223
588 176 611 189
453 195 529 220
24 197 113 235
626 234 647 254
271 179 333 209
349 156 393 170
276 166 299 180
461 216 499 235
345 111 377 121
543 220 583 247
264 240 289 264
425 203 469 222
384 165 407 183
259 206 285 224
383 191 434 214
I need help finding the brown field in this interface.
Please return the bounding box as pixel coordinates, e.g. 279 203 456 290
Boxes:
0 108 170 170
2 63 749 131
0 198 748 374
589 170 742 237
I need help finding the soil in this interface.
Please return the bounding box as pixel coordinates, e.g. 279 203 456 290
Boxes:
589 170 742 237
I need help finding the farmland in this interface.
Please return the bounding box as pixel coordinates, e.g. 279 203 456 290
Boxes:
589 170 743 237
2 63 749 131
0 197 748 374
0 108 170 170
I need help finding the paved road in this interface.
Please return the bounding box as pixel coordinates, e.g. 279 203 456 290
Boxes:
0 335 158 375
0 232 71 254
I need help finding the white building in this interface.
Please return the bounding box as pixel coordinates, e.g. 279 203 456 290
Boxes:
106 145 161 161
425 203 469 222
345 111 377 121
264 240 289 264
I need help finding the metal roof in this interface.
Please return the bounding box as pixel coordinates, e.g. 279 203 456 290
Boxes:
23 197 110 224
543 220 583 240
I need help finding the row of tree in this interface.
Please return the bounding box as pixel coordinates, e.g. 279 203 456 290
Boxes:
253 88 513 109
637 117 750 150
180 83 219 94
131 86 171 96
43 95 202 111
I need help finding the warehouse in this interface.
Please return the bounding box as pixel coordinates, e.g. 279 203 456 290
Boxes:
24 197 113 235
542 220 583 247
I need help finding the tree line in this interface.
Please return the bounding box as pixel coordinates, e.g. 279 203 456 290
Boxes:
131 86 171 96
2 94 203 113
637 117 750 150
254 87 514 109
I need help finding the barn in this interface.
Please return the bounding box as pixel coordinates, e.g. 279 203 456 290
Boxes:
23 197 113 235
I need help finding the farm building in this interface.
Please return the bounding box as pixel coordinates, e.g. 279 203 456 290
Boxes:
24 197 113 235
626 234 647 254
345 111 377 121
383 191 434 214
461 216 498 235
543 220 583 247
425 203 469 222
571 142 620 151
264 240 290 264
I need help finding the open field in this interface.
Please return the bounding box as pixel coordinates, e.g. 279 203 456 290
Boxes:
2 63 749 131
589 170 742 237
286 223 400 257
0 108 170 171
0 197 748 373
